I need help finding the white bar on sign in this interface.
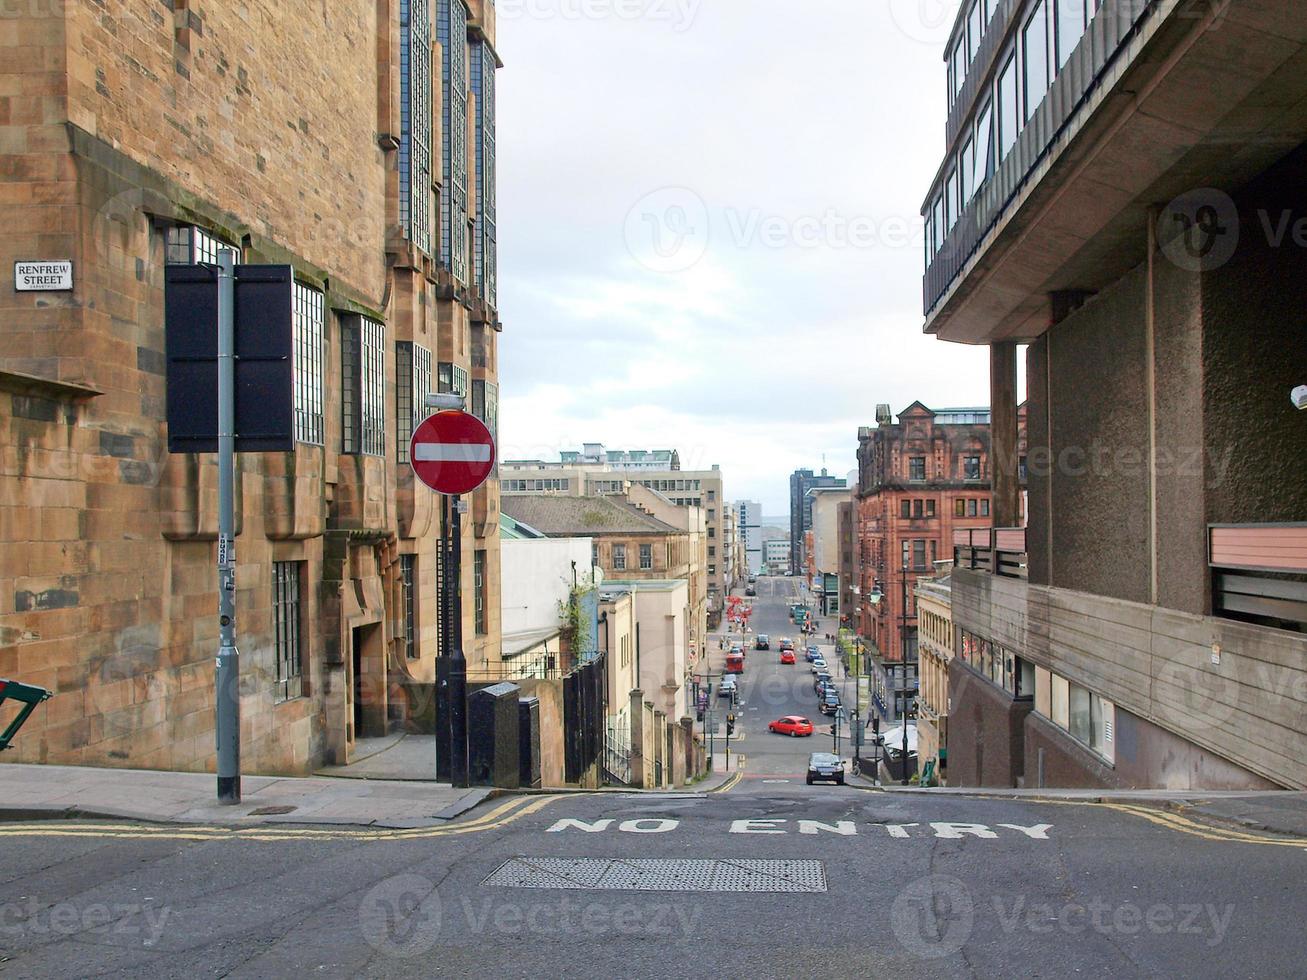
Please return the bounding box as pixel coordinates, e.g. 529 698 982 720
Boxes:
414 443 492 463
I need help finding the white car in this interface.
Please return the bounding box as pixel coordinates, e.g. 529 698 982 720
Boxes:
809 657 828 673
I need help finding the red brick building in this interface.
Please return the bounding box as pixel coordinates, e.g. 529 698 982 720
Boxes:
854 403 1027 663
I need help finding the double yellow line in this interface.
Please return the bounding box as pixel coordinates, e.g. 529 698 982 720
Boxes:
0 794 566 843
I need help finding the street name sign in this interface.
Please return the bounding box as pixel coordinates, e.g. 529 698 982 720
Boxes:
410 410 496 495
15 260 73 292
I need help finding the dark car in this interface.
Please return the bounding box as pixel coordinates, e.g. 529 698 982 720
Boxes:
806 752 845 786
745 586 756 596
813 672 833 694
819 690 841 715
755 634 770 650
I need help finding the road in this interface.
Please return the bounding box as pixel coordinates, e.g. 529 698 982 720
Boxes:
2 578 1306 977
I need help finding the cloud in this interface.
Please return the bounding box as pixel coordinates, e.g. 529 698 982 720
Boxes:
496 2 977 512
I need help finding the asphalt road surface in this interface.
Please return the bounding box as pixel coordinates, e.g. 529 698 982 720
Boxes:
3 579 1306 978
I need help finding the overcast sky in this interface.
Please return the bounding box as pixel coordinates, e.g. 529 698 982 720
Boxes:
495 0 979 515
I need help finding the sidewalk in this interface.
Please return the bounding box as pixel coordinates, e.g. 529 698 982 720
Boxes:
0 762 492 829
867 782 1307 839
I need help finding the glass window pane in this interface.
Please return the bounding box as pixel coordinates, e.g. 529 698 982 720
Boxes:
951 42 966 99
1024 1 1049 122
1057 0 1086 70
998 52 1019 159
1051 673 1069 728
967 0 982 61
974 101 994 191
944 170 958 230
1069 684 1091 743
960 139 975 204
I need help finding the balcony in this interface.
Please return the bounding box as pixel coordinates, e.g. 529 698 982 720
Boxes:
953 527 1026 579
1210 524 1307 633
923 4 1307 343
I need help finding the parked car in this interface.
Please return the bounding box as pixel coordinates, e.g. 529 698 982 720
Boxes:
805 647 821 663
819 691 841 715
755 635 770 650
768 715 814 737
813 672 833 694
779 638 795 652
809 657 828 673
779 650 796 665
718 676 738 698
745 586 756 596
806 752 846 786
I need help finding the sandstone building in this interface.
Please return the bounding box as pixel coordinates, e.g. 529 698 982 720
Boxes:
1 1 504 773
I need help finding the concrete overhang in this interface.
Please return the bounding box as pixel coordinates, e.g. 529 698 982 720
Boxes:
926 2 1307 345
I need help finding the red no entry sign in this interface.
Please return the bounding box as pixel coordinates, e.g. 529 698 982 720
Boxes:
409 410 496 495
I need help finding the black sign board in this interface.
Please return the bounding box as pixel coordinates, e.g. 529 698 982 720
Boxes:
165 264 295 453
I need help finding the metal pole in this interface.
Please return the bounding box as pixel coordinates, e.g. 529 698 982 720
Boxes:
901 554 910 786
448 493 468 787
215 248 240 804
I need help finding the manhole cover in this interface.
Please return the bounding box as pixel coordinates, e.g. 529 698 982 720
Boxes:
482 858 826 893
247 805 297 816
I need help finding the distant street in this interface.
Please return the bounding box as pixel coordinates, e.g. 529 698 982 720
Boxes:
5 577 1304 978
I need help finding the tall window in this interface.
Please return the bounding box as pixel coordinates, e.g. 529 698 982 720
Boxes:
955 498 966 518
913 499 924 519
439 0 469 283
612 544 627 571
471 379 499 458
474 549 487 636
909 457 926 481
950 40 966 100
913 539 927 570
932 196 944 255
944 169 958 232
997 51 1019 160
400 0 433 254
399 555 418 659
1057 0 1087 70
273 562 304 701
293 283 324 445
438 362 469 400
965 455 982 480
1023 1 1050 122
966 0 982 62
974 100 995 192
341 315 385 457
396 342 432 463
165 225 233 265
470 39 498 308
926 500 937 518
640 544 653 570
959 138 975 205
901 499 912 519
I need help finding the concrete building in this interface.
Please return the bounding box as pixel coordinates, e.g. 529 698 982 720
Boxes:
837 500 857 626
499 515 591 666
915 572 953 786
789 468 847 575
501 452 733 622
499 494 706 671
601 580 692 723
808 486 852 615
560 445 679 471
736 500 764 576
0 0 502 773
923 0 1307 789
764 539 790 574
854 403 1026 665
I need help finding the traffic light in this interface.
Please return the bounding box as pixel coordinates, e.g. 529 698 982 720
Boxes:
727 713 736 736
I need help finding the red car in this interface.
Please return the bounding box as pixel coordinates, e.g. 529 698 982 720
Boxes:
779 650 796 665
768 715 814 737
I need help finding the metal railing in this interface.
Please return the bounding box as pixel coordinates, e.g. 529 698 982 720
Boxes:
1209 523 1307 632
953 527 1027 579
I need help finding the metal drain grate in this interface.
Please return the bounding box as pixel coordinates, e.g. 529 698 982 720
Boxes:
482 858 827 893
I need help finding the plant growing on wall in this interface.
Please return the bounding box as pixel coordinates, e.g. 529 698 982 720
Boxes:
557 572 598 657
